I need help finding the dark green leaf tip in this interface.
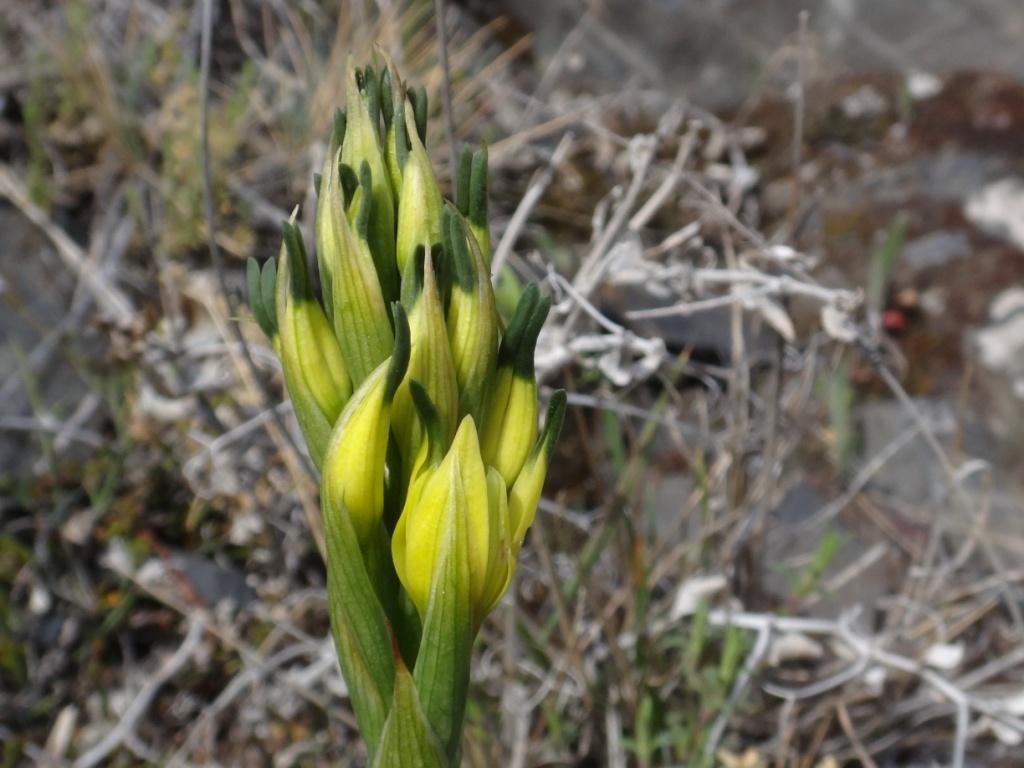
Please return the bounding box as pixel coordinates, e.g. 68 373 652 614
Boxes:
394 98 409 170
332 108 347 151
356 161 373 239
400 245 427 310
409 379 444 466
498 283 540 366
364 65 381 136
339 163 359 205
312 173 322 199
469 146 488 228
380 68 394 127
410 86 428 144
540 389 567 456
260 257 277 330
514 292 551 378
447 210 474 293
456 146 473 214
280 221 311 302
385 302 411 401
246 257 272 337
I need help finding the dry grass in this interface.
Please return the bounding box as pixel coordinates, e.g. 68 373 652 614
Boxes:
1 1 1022 766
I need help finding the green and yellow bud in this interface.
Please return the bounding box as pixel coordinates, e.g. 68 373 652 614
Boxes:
508 390 566 550
273 221 351 468
322 305 410 545
340 61 399 302
317 145 394 386
391 248 458 480
392 416 510 623
444 207 498 424
481 284 551 487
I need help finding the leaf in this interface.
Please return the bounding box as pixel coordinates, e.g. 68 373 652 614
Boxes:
412 476 473 760
372 661 448 768
323 495 396 757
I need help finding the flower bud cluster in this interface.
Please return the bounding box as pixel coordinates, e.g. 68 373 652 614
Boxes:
248 58 565 628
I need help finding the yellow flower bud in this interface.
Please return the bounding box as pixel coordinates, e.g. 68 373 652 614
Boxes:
317 146 394 386
322 305 410 544
274 220 351 468
444 208 498 425
392 417 510 623
391 248 458 481
481 285 551 487
340 61 399 302
508 391 566 550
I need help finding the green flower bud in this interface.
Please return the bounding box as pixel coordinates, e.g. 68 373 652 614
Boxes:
508 390 566 550
322 305 410 545
391 248 458 480
274 220 351 468
317 144 394 386
444 207 498 424
340 61 399 303
481 285 551 487
395 106 443 275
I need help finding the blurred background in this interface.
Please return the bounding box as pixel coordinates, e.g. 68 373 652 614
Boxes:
2 1 1024 765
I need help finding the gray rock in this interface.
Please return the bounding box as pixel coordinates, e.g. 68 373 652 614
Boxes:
902 230 970 270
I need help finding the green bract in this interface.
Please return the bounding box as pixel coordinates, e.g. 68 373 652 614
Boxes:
246 58 565 767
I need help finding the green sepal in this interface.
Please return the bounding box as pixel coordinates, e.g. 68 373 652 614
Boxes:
372 659 447 768
322 493 396 758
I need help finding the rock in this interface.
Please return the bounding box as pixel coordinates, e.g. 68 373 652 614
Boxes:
902 230 969 270
965 178 1024 250
970 287 1024 451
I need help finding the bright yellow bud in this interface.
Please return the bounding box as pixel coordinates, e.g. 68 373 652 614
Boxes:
274 219 351 468
444 208 498 425
481 285 551 487
322 306 410 544
392 417 509 623
391 249 458 480
508 391 566 550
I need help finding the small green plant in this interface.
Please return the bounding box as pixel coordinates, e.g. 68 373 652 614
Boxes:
248 58 565 766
